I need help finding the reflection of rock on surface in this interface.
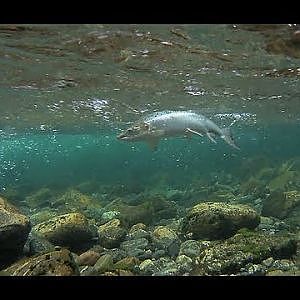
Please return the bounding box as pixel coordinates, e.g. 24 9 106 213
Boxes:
0 197 31 269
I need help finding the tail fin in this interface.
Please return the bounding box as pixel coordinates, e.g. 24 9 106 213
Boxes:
221 127 240 150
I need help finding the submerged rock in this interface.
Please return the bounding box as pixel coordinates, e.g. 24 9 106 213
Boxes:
104 196 178 228
179 240 210 258
25 188 54 209
102 248 127 263
82 254 115 275
93 254 114 273
262 190 300 219
0 197 31 269
139 257 179 276
120 238 151 259
76 250 101 266
180 202 260 240
176 255 194 274
24 231 55 256
151 226 180 257
52 189 102 215
32 213 98 252
195 229 297 275
3 248 79 276
98 219 127 249
30 209 59 225
114 256 140 272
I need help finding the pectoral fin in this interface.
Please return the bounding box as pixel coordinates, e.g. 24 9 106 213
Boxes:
207 132 217 143
146 138 160 151
186 128 204 137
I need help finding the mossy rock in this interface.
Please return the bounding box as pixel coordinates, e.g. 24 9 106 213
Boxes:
98 219 127 249
151 226 180 256
195 230 297 275
105 196 177 228
85 254 115 275
262 190 300 219
0 197 31 269
32 213 98 252
25 188 54 208
52 189 102 212
3 248 79 276
114 256 140 272
30 209 59 225
180 202 260 240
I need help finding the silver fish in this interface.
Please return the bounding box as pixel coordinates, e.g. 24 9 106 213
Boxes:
117 111 240 150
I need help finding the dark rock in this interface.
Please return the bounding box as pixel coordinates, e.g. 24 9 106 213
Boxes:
152 249 166 259
180 202 260 240
3 249 79 276
98 219 127 249
32 213 98 252
0 197 31 269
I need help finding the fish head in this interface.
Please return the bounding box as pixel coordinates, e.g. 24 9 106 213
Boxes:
117 122 151 142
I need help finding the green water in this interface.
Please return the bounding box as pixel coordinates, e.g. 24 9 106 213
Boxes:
0 23 300 204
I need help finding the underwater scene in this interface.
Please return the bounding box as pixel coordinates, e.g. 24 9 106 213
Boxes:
1 24 300 276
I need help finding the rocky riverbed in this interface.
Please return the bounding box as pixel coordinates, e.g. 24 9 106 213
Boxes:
1 157 300 276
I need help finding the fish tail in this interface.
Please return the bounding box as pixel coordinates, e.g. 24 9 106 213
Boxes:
221 127 240 150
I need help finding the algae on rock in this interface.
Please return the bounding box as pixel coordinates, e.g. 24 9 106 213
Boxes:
180 202 260 240
194 229 297 275
32 212 98 252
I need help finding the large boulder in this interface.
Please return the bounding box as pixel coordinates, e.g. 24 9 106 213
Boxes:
3 248 79 276
32 213 98 252
0 197 31 269
194 229 297 275
180 202 260 240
